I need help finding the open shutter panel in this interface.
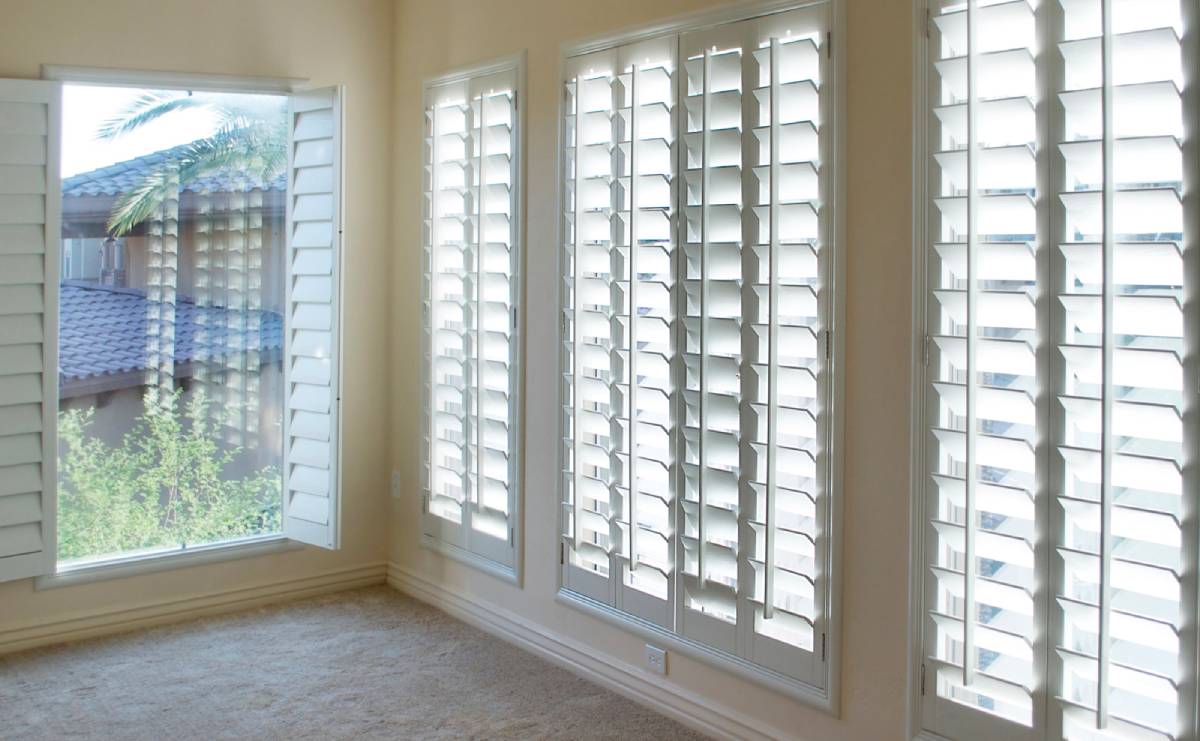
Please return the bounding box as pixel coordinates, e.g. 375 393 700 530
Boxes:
0 79 59 583
560 2 833 688
422 60 521 572
283 86 343 550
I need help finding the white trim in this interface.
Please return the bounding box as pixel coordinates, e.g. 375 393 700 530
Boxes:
419 534 519 585
908 2 931 738
1 562 387 656
560 0 830 57
386 562 784 741
41 64 306 94
34 536 303 591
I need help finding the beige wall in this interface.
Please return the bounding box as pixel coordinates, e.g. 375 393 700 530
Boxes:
0 0 392 631
389 1 914 739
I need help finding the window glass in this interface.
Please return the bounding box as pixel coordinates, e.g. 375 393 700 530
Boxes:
57 84 287 564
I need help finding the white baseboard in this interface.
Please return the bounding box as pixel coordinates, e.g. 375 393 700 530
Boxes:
387 561 785 741
0 561 387 655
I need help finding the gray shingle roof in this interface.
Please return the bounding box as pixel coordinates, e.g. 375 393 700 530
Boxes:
59 282 283 385
62 142 285 199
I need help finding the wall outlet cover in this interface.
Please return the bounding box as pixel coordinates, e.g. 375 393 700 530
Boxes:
644 644 667 676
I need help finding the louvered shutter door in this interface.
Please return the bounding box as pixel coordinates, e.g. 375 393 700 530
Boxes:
924 1 1041 736
0 79 59 583
562 36 678 626
1054 1 1187 737
919 1 1199 739
560 1 834 688
422 61 520 571
678 4 828 685
283 87 343 549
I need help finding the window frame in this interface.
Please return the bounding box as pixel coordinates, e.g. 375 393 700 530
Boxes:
552 0 846 711
907 1 1200 738
419 52 527 586
34 65 326 583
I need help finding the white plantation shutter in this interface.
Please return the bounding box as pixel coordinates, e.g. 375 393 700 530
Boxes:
918 0 1198 739
283 87 343 549
0 79 58 583
421 58 521 573
560 1 835 688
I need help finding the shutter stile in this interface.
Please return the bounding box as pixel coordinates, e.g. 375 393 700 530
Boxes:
422 61 521 572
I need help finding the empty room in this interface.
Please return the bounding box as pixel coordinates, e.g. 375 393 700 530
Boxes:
0 0 1194 739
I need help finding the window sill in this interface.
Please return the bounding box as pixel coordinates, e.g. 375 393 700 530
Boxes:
34 536 304 591
555 587 835 714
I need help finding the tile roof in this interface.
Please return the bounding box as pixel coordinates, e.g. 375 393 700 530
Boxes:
59 282 284 385
62 142 286 199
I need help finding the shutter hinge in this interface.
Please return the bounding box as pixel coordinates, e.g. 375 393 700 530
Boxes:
509 526 515 543
513 91 518 110
825 31 831 59
421 493 428 513
559 541 566 565
820 632 827 661
512 306 518 329
925 8 933 39
923 335 931 366
824 329 832 360
920 662 927 696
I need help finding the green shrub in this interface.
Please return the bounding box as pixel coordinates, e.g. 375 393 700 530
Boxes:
57 389 281 561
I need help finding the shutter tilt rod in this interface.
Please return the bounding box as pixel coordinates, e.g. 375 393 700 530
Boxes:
629 61 640 572
764 36 782 621
1096 0 1116 728
962 0 980 688
697 48 711 588
474 88 487 527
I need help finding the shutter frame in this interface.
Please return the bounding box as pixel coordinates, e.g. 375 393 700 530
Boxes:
558 1 837 694
283 85 343 550
0 78 59 583
420 53 524 580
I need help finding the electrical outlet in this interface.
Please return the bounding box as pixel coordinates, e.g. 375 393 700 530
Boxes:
644 644 667 676
391 471 402 499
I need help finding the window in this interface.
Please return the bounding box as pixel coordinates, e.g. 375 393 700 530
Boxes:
915 1 1196 739
0 75 344 584
421 56 523 578
559 1 840 696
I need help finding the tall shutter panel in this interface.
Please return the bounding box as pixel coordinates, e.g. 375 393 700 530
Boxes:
562 35 679 626
422 58 521 573
0 79 59 583
560 1 835 689
1053 1 1187 737
283 87 343 549
919 1 1198 739
923 1 1041 737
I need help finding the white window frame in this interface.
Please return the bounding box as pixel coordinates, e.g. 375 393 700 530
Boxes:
553 0 846 711
26 65 338 588
907 1 1200 738
419 53 527 585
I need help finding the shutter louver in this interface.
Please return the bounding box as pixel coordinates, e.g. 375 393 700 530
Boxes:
919 0 1197 739
283 87 343 549
422 59 521 573
0 79 58 583
561 1 835 689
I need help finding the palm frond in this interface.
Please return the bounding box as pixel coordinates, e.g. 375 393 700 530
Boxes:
106 167 178 236
96 93 202 140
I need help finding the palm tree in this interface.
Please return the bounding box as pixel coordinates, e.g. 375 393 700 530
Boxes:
96 91 287 236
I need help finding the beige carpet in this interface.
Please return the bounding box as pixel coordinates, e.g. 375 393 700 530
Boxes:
0 586 706 741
